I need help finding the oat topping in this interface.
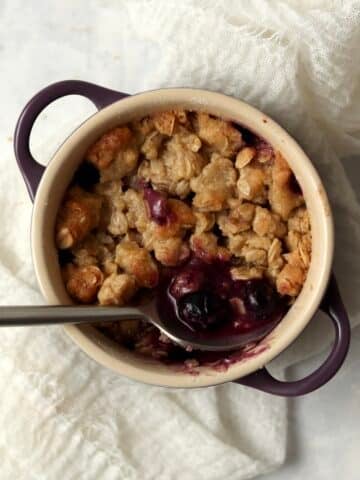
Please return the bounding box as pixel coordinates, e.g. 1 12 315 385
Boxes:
193 112 243 157
98 273 138 306
190 154 237 211
62 264 104 304
87 126 133 170
56 186 102 249
56 110 312 362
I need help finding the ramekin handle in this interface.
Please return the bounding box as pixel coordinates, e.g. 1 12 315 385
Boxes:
14 80 129 201
234 274 350 396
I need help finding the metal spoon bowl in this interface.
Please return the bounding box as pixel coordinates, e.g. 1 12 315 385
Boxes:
0 301 279 352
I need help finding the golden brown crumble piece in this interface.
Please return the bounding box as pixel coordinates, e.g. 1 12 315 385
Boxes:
217 200 255 236
269 152 304 219
288 207 310 234
298 233 312 267
227 231 273 268
131 116 156 146
285 229 311 267
173 109 188 124
190 232 231 262
230 266 264 281
152 110 189 136
257 148 273 164
285 248 311 271
143 199 196 244
98 273 138 306
115 240 159 288
139 129 205 198
71 233 115 268
56 187 102 249
252 206 287 238
237 163 269 204
94 178 123 196
241 245 267 267
227 231 272 257
99 146 139 183
235 146 257 169
267 238 285 281
103 260 118 276
86 127 133 170
193 112 243 157
284 231 311 271
153 238 190 266
167 199 196 228
152 111 176 136
176 127 202 153
95 180 128 236
286 230 301 254
141 131 164 160
194 212 216 233
63 264 104 303
276 206 312 294
276 264 305 297
190 154 237 211
123 189 149 234
71 238 98 267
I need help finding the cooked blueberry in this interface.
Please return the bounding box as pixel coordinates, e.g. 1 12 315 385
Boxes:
58 249 74 266
143 186 172 225
169 268 205 299
178 291 230 331
244 280 280 319
72 161 100 190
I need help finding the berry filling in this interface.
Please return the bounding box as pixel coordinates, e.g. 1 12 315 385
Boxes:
178 291 230 331
143 184 174 225
157 257 286 339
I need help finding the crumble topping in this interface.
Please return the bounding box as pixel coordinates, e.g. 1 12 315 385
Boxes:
55 110 312 363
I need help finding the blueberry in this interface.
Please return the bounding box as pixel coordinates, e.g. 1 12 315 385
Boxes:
58 249 74 266
72 162 100 190
178 291 229 331
244 280 279 319
169 269 205 299
143 186 172 225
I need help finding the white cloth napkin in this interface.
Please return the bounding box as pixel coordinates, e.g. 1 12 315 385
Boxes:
1 1 360 478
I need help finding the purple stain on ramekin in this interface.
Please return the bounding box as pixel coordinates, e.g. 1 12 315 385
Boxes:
169 343 270 375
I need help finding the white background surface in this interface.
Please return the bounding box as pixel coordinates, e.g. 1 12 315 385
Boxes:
1 1 360 478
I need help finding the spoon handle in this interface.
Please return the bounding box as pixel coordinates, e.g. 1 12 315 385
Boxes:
0 306 145 326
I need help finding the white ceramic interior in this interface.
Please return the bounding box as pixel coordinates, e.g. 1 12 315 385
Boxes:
31 88 334 388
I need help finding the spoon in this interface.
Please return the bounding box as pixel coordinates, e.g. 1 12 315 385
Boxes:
0 302 280 352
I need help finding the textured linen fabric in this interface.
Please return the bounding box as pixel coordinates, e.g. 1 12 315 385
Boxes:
0 1 360 478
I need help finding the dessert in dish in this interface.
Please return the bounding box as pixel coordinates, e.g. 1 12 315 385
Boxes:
55 110 311 365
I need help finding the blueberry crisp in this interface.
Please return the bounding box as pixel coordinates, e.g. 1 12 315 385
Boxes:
56 110 311 366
